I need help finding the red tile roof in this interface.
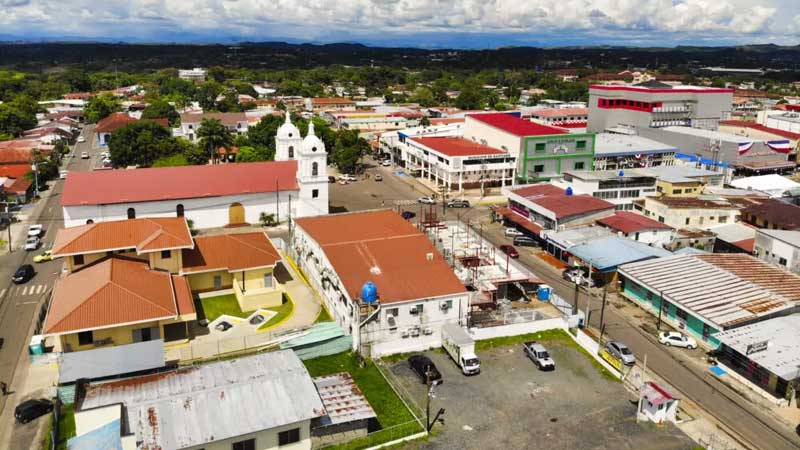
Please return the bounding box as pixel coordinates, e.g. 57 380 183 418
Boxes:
311 98 355 105
429 118 464 125
411 137 506 157
469 113 568 137
172 274 196 317
509 184 615 219
61 161 298 206
719 120 800 141
181 232 281 274
0 148 36 164
295 210 467 304
509 184 566 198
94 113 138 133
742 199 800 230
597 211 673 233
0 164 31 179
179 112 247 126
531 108 588 118
731 238 755 253
43 257 179 335
4 178 32 194
52 217 194 257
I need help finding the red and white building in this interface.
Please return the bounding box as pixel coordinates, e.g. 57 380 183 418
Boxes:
529 107 588 131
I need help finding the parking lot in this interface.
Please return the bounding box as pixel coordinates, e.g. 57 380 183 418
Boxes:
385 334 696 450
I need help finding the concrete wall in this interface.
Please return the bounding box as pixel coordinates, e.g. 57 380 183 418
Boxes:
656 180 703 197
463 116 522 157
642 198 740 230
58 317 188 352
754 231 800 273
183 420 312 450
149 249 182 273
469 317 566 340
186 270 233 292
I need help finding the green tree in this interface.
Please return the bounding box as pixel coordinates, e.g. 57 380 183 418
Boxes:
141 99 179 126
419 116 431 127
108 121 179 167
236 145 275 162
455 87 484 110
85 93 121 123
244 115 283 151
197 118 233 164
177 138 208 165
411 87 436 107
0 103 37 137
152 154 190 167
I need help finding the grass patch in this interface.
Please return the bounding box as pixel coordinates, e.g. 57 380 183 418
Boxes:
258 294 294 330
303 352 416 428
314 305 332 324
475 328 620 382
43 403 76 450
198 294 255 322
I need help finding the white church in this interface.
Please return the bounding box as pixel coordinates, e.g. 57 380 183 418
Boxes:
61 114 329 229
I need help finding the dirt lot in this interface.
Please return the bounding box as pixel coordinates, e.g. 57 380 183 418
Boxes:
385 335 696 450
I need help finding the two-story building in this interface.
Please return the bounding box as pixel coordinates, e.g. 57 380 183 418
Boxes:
636 196 752 229
754 229 800 273
551 169 658 211
178 112 249 142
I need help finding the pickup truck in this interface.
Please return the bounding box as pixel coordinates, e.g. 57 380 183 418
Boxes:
524 341 555 371
442 323 480 375
27 224 43 237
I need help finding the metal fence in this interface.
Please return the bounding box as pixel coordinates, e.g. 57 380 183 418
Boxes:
167 326 310 363
469 307 545 328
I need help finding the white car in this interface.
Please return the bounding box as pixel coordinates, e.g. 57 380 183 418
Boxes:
338 174 357 182
27 224 43 237
80 151 89 159
658 331 697 349
59 170 68 179
417 196 436 205
24 237 40 251
77 136 86 143
381 160 392 167
504 227 524 237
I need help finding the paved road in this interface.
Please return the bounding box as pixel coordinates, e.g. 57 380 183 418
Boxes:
331 168 800 450
0 125 95 417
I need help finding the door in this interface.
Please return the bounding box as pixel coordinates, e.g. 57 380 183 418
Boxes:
228 203 245 225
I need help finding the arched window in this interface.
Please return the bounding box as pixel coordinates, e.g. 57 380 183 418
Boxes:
312 162 319 176
127 208 136 219
312 146 318 152
288 146 294 158
86 219 94 224
176 204 184 217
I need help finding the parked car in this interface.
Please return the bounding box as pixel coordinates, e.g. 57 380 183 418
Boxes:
80 151 89 159
658 331 697 349
27 224 43 237
504 227 523 237
524 341 555 371
33 250 52 263
381 160 392 167
14 399 53 424
77 136 85 143
401 211 416 220
59 170 68 180
374 174 383 181
408 355 442 385
339 174 357 182
605 341 636 366
446 199 470 208
417 196 436 205
562 267 593 287
12 264 34 284
499 244 519 258
513 236 537 247
24 237 40 251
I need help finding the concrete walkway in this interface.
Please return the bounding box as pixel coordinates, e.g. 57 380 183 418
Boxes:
271 252 322 333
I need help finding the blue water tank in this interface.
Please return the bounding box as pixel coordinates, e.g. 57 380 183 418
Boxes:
361 281 378 304
537 285 551 302
618 170 625 177
565 187 573 196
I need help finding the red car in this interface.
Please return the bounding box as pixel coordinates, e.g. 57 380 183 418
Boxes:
499 244 519 258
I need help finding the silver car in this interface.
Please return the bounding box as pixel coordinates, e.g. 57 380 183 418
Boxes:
605 341 636 366
24 236 40 251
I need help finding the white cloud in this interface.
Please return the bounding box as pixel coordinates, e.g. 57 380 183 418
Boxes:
0 0 792 45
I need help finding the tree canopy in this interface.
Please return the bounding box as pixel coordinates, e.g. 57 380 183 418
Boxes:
108 121 185 167
85 93 121 123
197 118 233 163
141 99 179 126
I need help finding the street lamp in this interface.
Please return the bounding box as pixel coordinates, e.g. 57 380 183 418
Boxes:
31 163 39 198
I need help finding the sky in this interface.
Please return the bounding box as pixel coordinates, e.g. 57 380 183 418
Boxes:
0 0 799 48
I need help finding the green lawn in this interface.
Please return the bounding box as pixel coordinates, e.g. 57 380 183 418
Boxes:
41 403 76 450
258 294 294 330
198 294 255 322
314 305 332 323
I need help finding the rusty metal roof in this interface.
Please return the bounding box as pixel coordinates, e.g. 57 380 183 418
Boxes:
80 350 326 450
313 373 376 426
619 254 799 329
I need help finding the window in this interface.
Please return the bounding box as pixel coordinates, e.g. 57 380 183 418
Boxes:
278 428 300 446
702 323 712 340
288 146 294 158
161 250 171 259
673 189 682 194
312 189 319 198
658 216 665 223
133 327 159 343
233 438 256 450
685 218 690 225
676 308 689 321
312 162 319 176
573 161 585 170
779 257 787 266
176 204 184 217
385 307 399 317
263 272 273 288
127 208 136 219
78 330 93 346
718 216 728 224
576 140 587 149
213 275 222 290
86 219 94 224
73 254 85 265
534 143 546 153
533 164 544 173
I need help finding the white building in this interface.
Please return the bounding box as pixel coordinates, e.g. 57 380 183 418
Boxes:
597 211 674 247
593 132 678 171
62 115 328 228
379 122 464 165
551 169 659 211
177 112 249 142
292 210 470 357
754 229 800 273
729 174 800 198
178 67 206 83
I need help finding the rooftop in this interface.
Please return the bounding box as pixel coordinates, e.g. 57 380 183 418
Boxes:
569 237 672 271
94 113 137 133
589 85 733 94
756 229 800 248
52 217 193 257
729 174 800 197
647 196 750 210
410 137 506 158
181 232 281 274
597 211 674 233
561 168 655 181
544 226 615 248
714 315 800 380
742 199 800 230
619 254 800 329
179 112 247 126
79 351 326 450
638 165 723 184
313 373 376 427
43 257 189 335
507 184 616 220
311 97 355 105
295 210 466 304
719 120 800 141
660 126 751 144
530 108 588 118
61 161 298 206
469 113 568 137
594 133 678 156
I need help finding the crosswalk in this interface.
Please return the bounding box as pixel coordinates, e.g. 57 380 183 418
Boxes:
0 284 49 298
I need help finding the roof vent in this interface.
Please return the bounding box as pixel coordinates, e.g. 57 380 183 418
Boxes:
565 187 573 196
370 266 382 275
426 252 434 261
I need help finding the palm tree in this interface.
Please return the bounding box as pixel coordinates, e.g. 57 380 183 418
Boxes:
197 118 233 164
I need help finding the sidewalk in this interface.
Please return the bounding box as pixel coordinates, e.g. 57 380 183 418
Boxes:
270 252 321 332
1 180 58 256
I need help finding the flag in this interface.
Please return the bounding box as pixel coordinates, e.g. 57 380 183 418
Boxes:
766 140 792 154
738 142 754 155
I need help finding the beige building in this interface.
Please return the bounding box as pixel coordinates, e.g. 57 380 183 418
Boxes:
637 196 748 229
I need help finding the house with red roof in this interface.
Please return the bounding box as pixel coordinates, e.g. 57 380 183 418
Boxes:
464 112 595 182
597 211 674 247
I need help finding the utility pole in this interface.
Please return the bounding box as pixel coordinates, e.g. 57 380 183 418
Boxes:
656 290 664 331
275 179 280 225
636 354 648 423
599 282 609 332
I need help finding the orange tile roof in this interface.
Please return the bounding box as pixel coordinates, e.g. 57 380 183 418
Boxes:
172 274 196 317
52 217 193 257
94 113 138 133
295 210 467 304
181 232 281 274
5 178 32 194
43 258 179 335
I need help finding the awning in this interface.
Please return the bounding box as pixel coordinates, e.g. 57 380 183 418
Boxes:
493 206 544 236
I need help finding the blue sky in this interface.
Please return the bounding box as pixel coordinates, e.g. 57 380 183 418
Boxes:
1 0 798 48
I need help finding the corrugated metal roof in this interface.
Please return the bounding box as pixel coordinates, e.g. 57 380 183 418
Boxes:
81 350 326 450
67 418 123 450
619 254 798 329
714 314 800 379
568 237 671 271
60 340 165 383
313 373 376 426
